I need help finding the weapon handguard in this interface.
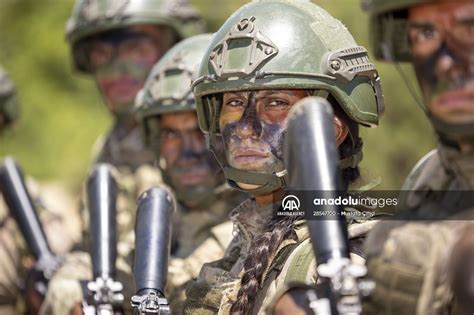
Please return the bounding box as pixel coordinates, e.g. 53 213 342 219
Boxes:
83 164 124 314
0 157 63 295
131 187 173 315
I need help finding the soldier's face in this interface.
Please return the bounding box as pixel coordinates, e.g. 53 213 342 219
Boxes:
408 1 474 124
219 90 308 190
89 25 174 115
156 111 219 199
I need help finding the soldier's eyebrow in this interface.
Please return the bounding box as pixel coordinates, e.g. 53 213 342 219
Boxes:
225 92 247 97
456 16 474 24
257 90 297 97
408 22 435 29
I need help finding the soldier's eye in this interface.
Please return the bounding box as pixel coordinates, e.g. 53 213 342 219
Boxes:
161 129 180 140
267 99 289 108
409 26 439 44
225 99 244 107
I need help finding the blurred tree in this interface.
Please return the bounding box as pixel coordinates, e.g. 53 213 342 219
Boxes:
0 0 434 190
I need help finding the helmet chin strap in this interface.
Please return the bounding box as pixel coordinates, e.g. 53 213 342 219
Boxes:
223 166 287 195
429 114 474 142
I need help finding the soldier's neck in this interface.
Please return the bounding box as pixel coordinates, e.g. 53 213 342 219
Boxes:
255 188 285 207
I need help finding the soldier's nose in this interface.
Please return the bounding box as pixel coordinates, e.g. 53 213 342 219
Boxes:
435 54 455 79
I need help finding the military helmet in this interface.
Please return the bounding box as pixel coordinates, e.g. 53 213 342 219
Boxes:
0 67 20 128
66 0 206 73
361 0 432 61
192 0 384 194
135 33 213 147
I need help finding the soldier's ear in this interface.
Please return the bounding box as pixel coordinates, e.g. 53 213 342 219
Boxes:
334 116 349 147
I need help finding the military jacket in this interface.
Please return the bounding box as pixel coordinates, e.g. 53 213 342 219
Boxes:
364 147 474 315
184 198 376 315
92 122 155 171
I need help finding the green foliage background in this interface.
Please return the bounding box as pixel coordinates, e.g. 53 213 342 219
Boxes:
0 0 435 190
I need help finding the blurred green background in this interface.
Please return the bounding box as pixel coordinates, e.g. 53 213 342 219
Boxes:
0 0 435 191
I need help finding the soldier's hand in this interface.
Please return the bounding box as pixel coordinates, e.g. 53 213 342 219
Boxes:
24 268 47 315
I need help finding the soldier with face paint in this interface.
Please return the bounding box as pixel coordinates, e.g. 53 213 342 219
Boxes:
361 0 474 314
134 34 248 313
182 1 384 314
38 1 206 315
65 0 205 170
0 68 80 315
0 66 23 315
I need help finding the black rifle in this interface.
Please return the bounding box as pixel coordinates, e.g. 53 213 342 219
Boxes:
131 187 173 315
0 157 63 311
284 97 370 315
82 164 124 315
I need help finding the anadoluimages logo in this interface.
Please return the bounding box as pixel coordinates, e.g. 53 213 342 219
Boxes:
282 194 300 211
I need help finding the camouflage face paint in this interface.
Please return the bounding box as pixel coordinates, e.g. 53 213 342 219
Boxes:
95 59 152 115
156 112 221 208
408 2 474 124
220 90 307 173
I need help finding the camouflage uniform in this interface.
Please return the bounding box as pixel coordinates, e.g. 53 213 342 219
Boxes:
0 68 79 315
363 147 474 315
184 199 376 315
91 122 155 172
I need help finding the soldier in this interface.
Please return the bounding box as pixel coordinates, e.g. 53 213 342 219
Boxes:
0 66 22 315
0 68 79 314
134 33 248 312
38 1 206 314
361 0 474 314
183 1 384 314
65 0 205 170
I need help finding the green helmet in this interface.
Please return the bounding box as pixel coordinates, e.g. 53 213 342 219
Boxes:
135 33 213 148
361 0 431 62
0 67 20 129
66 0 206 73
192 0 384 194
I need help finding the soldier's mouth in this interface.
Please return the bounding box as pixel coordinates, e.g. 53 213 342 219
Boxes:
232 148 270 165
432 84 474 115
172 164 211 186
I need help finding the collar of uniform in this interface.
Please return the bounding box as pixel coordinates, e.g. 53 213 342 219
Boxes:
101 123 154 170
438 141 474 189
229 198 275 243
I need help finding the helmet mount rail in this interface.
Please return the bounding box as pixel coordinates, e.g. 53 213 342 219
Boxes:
209 16 279 79
150 52 194 103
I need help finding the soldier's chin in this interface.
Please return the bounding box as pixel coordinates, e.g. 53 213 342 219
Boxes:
235 182 262 190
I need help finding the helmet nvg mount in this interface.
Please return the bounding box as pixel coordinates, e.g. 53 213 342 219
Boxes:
0 67 20 129
66 0 206 73
135 33 214 150
192 0 384 195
